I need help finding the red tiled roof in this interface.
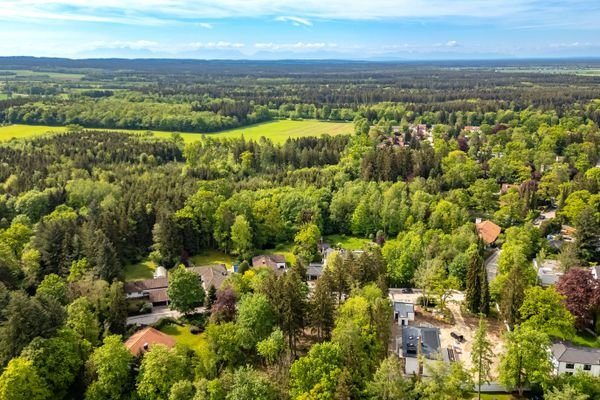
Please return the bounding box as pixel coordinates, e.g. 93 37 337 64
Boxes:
124 327 176 356
476 220 502 244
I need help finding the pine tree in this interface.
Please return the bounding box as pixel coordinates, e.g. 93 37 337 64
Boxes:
575 206 600 263
310 272 335 341
276 270 307 356
471 317 494 400
466 239 489 315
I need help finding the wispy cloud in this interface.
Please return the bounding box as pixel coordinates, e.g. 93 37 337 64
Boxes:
197 22 213 29
254 42 336 51
275 16 312 27
84 40 245 54
1 0 594 23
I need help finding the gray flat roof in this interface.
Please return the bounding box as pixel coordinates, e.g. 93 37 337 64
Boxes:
402 326 441 359
394 301 414 318
552 342 600 365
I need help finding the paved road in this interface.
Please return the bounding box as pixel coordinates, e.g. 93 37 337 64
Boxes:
126 306 182 326
484 249 501 282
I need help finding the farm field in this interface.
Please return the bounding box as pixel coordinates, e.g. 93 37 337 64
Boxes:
0 120 352 144
0 69 85 81
0 124 67 141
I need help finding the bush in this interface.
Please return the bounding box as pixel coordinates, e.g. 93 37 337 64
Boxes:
152 317 180 330
180 312 207 328
127 300 152 316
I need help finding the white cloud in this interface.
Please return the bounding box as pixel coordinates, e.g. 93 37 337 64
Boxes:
0 0 589 24
275 16 312 27
254 42 337 51
197 22 213 29
84 40 245 54
445 40 459 47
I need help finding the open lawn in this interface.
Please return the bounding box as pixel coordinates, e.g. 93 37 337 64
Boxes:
0 120 352 144
474 394 518 400
190 250 236 269
324 234 371 250
0 69 85 81
159 323 206 354
199 120 352 143
0 124 67 141
548 328 600 348
264 243 296 265
123 259 157 281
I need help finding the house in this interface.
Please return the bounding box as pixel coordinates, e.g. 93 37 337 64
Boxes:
534 259 563 287
552 342 600 377
393 301 415 326
153 266 167 279
124 277 169 306
252 254 287 276
188 264 228 291
398 326 449 375
125 327 176 356
307 262 324 281
475 220 502 246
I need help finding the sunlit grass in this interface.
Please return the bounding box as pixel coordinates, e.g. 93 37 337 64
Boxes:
0 119 352 144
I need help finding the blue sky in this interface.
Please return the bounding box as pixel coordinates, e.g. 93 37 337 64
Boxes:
0 1 599 59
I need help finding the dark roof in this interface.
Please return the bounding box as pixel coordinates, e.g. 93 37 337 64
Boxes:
552 342 600 365
307 263 324 278
402 326 441 359
188 264 228 290
124 277 168 293
394 302 414 318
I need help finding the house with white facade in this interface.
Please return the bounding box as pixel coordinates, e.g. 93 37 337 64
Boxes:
393 301 415 326
534 259 563 287
397 325 452 375
552 342 600 377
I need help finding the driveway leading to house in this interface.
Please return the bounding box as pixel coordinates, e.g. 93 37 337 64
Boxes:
485 249 501 282
127 306 182 326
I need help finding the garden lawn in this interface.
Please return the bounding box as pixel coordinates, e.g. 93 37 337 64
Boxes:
123 259 157 281
190 250 236 269
474 394 517 400
264 243 296 265
324 234 371 250
159 323 206 354
0 119 352 144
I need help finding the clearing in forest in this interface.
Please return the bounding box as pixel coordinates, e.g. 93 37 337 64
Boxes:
0 119 352 144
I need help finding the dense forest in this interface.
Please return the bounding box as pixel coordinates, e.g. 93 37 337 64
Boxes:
0 59 600 399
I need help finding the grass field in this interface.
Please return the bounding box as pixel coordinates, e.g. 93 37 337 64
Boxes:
0 124 67 141
200 120 352 143
264 243 296 265
123 259 157 281
474 394 517 400
159 323 206 354
324 234 371 250
190 250 236 269
0 69 85 81
0 120 352 144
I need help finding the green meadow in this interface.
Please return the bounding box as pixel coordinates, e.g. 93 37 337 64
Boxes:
0 120 352 144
